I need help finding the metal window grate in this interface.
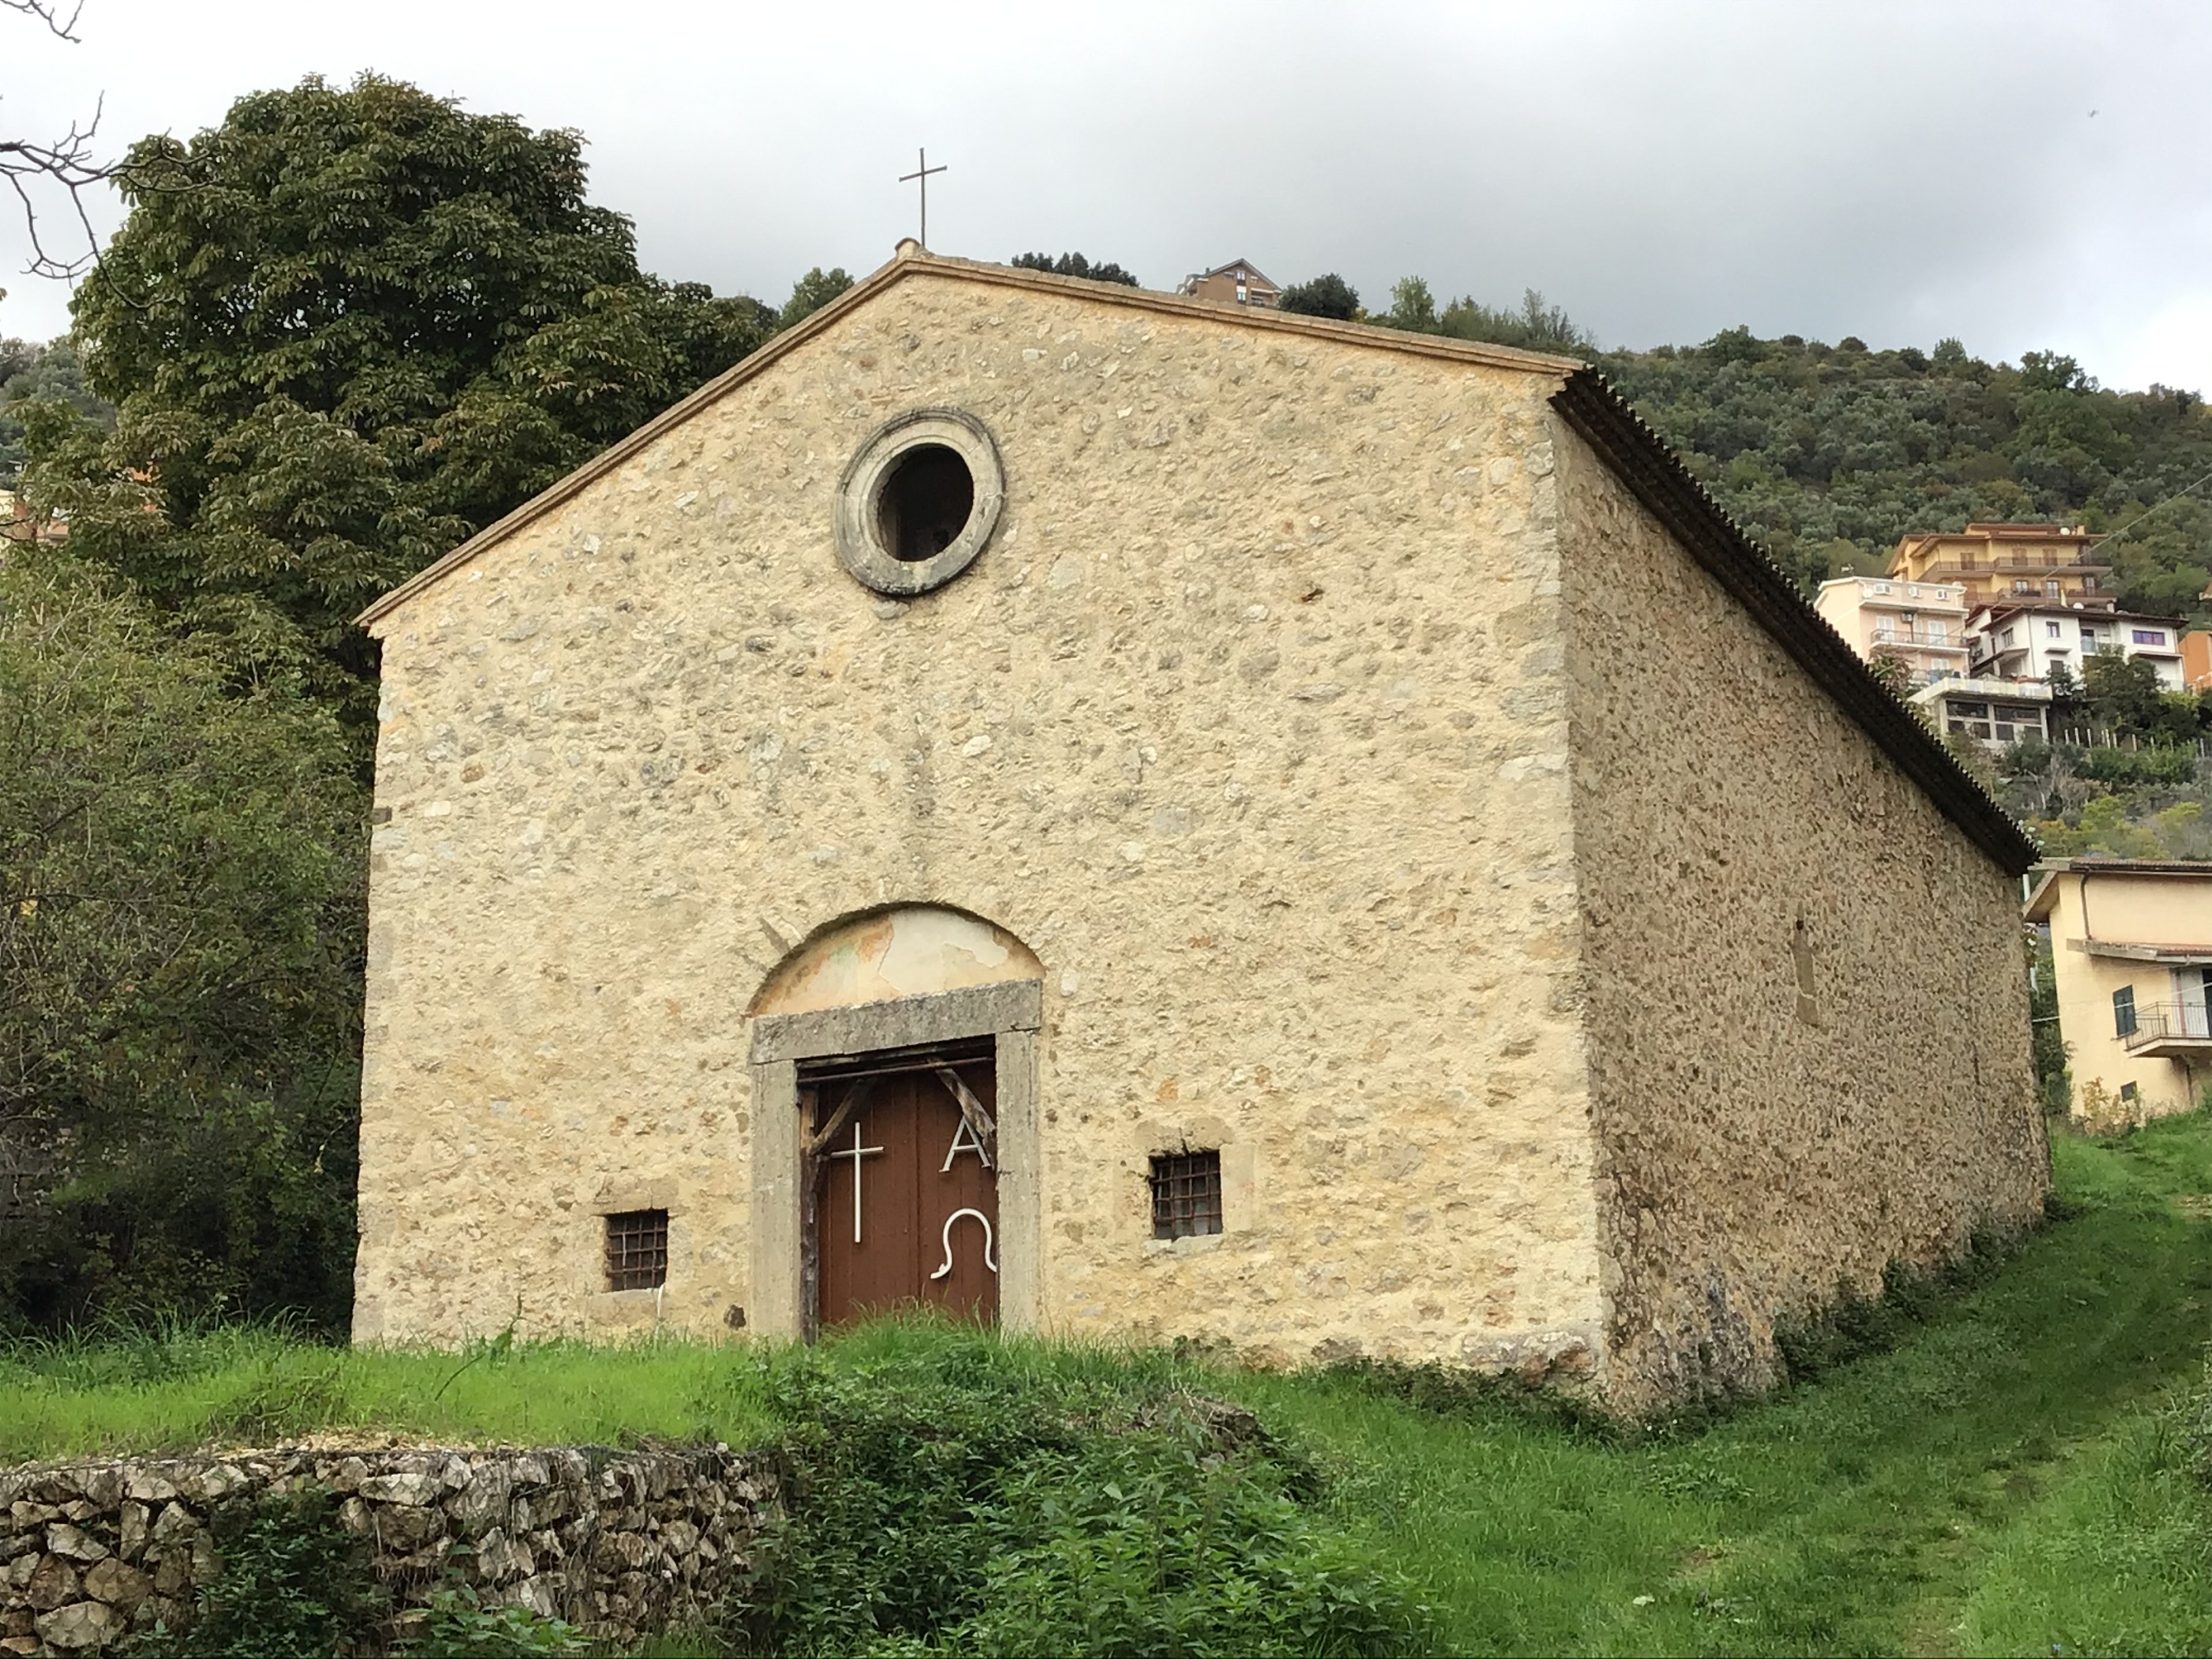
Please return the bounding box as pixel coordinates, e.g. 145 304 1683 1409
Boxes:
604 1209 668 1291
1149 1150 1224 1240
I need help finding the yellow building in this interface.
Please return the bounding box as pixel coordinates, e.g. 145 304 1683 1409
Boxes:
2026 860 2212 1126
1887 522 2109 608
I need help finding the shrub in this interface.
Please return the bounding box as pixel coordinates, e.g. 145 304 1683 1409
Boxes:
724 1327 1431 1657
137 1488 380 1659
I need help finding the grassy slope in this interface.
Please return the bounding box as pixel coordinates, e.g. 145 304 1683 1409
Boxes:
6 1118 2212 1657
1234 1119 2212 1657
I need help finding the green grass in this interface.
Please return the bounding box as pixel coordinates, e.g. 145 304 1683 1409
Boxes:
8 1115 2212 1656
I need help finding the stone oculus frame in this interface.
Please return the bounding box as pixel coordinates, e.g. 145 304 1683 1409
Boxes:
833 406 1006 596
748 979 1044 1338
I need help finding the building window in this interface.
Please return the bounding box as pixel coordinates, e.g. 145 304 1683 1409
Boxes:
2120 1082 2140 1104
2113 986 2138 1038
604 1209 669 1290
1149 1149 1224 1240
2134 630 2168 647
833 408 1006 597
2046 622 2062 638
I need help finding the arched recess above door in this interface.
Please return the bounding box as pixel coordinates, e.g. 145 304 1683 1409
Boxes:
746 902 1046 1341
750 905 1043 1018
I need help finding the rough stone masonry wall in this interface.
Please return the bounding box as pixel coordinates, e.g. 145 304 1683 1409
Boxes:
0 1445 776 1654
358 267 1609 1378
1553 423 2049 1415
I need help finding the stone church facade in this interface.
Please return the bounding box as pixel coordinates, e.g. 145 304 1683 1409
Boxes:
352 247 2047 1413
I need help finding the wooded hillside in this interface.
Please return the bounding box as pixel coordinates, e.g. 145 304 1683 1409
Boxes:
1598 333 2212 615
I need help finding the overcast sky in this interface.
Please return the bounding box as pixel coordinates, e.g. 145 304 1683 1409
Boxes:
6 0 2211 390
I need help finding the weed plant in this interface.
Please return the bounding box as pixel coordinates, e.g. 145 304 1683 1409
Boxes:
723 1325 1431 1657
1772 1226 2014 1384
134 1488 381 1659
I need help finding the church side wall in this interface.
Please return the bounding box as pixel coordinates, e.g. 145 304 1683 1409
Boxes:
355 272 1609 1377
1555 427 2049 1415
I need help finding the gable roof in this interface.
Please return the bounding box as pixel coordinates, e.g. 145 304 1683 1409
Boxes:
1186 258 1281 290
356 244 1578 630
356 244 2037 875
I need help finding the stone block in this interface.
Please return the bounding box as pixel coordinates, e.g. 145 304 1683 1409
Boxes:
35 1601 125 1653
80 1559 150 1613
358 1472 442 1506
149 1503 199 1548
116 1504 148 1563
45 1525 107 1564
317 1457 370 1494
23 1557 76 1612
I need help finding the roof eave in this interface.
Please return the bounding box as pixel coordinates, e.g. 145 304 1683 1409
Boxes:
1549 368 2041 878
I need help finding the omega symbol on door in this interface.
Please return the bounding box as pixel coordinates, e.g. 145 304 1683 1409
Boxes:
814 1057 999 1326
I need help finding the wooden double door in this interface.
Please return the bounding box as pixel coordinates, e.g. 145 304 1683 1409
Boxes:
810 1056 999 1328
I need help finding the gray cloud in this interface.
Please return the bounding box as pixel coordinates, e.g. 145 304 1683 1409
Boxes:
5 0 2210 389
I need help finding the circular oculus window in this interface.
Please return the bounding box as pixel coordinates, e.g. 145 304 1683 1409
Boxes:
834 408 1006 596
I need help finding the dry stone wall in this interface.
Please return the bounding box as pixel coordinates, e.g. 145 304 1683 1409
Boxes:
0 1445 777 1654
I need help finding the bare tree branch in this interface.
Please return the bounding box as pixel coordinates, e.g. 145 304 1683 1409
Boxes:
2 0 84 43
2 1 185 285
2 97 113 279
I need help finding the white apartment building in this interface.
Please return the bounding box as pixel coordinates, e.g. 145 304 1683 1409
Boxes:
1813 575 1970 683
1910 678 2053 749
1966 602 2185 690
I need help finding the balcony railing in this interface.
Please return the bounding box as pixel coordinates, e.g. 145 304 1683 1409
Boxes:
1910 555 2111 576
2122 1001 2212 1051
1871 628 1965 649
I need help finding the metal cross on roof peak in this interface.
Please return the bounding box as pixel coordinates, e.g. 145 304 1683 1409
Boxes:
899 148 946 249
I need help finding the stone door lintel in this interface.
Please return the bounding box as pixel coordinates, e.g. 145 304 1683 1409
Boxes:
748 980 1043 1340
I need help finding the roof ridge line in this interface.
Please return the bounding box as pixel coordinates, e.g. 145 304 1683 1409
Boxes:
357 251 1588 628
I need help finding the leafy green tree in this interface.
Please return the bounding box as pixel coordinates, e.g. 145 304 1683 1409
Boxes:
780 265 856 329
0 553 364 1329
2081 651 2167 735
1439 288 1596 356
33 73 774 735
0 339 109 487
1867 648 1916 699
1010 251 1138 287
1277 273 1360 320
1380 276 1438 333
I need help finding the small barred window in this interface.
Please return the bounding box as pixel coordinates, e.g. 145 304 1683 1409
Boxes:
604 1209 668 1291
1149 1150 1224 1240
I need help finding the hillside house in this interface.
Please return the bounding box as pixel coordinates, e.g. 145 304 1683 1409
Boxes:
1813 575 1969 684
352 246 2048 1413
2027 860 2212 1126
1966 602 2184 689
1911 679 2052 749
1177 258 1281 310
1887 522 2110 608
